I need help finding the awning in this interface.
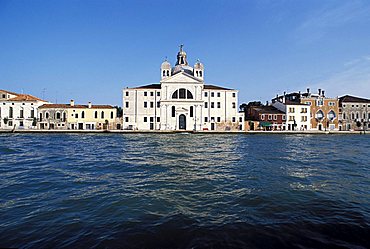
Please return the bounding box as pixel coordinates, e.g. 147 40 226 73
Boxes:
259 121 272 127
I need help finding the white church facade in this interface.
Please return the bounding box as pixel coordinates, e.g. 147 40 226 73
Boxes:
122 46 244 131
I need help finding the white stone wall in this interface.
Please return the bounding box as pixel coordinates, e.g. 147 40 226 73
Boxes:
273 102 311 130
0 100 47 129
122 85 244 131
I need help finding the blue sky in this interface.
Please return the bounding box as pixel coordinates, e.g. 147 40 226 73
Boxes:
1 0 370 106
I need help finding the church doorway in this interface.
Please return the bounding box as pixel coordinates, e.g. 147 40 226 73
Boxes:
179 114 186 130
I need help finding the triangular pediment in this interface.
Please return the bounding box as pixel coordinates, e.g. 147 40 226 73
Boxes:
160 71 203 84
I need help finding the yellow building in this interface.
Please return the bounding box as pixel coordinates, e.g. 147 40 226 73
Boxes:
38 100 118 130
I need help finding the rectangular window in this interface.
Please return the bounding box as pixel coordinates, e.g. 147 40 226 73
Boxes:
268 114 272 120
157 92 160 96
144 92 147 96
31 109 35 118
144 117 147 122
273 115 277 120
157 102 160 108
289 116 294 121
289 107 295 113
317 99 323 106
232 102 236 108
282 115 286 120
261 114 265 120
211 102 214 108
301 116 307 122
144 102 147 108
150 92 154 96
125 102 129 108
329 102 336 106
205 117 208 122
150 117 154 122
75 114 78 118
150 102 154 108
217 92 221 97
125 91 129 97
239 117 243 122
204 92 208 97
205 102 208 108
125 117 129 122
211 92 214 97
232 93 236 98
20 109 24 118
217 117 221 122
157 117 160 122
232 117 236 122
217 102 221 108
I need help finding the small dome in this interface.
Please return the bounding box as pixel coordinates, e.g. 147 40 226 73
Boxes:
194 60 204 69
161 59 171 69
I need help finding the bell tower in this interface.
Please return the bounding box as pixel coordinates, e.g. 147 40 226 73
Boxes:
160 58 171 80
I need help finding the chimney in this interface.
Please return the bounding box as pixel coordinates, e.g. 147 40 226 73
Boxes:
318 89 321 96
307 88 310 93
266 101 268 106
70 100 75 107
322 90 325 97
88 102 92 108
283 91 286 103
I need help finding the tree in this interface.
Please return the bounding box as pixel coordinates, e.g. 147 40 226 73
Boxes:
114 106 123 118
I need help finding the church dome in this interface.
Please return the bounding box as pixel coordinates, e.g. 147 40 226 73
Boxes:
161 59 171 69
194 60 204 69
172 64 194 75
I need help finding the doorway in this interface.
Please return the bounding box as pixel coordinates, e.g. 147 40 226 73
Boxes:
179 114 186 130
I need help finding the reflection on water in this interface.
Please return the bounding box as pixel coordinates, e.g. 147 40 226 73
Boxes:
0 133 369 248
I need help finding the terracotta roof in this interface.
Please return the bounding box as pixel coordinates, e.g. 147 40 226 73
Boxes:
339 95 370 103
204 84 233 90
39 104 115 109
8 94 46 102
252 106 285 114
0 89 20 96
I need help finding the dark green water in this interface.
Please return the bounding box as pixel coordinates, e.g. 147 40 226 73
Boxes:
0 133 369 248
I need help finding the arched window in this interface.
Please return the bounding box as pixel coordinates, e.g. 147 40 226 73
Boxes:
171 106 175 117
351 112 355 120
343 112 346 119
328 110 336 121
199 71 203 77
316 110 324 120
56 112 61 119
190 106 194 117
101 111 104 119
39 113 43 121
172 88 193 99
163 70 166 77
46 112 49 119
81 111 85 119
356 112 359 119
20 108 24 118
95 111 98 119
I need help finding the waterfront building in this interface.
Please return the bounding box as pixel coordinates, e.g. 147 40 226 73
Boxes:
241 101 286 131
38 100 118 130
122 46 244 131
0 89 48 129
339 95 370 131
272 89 339 131
272 95 311 131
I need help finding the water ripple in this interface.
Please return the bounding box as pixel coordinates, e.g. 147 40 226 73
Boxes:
0 133 369 248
